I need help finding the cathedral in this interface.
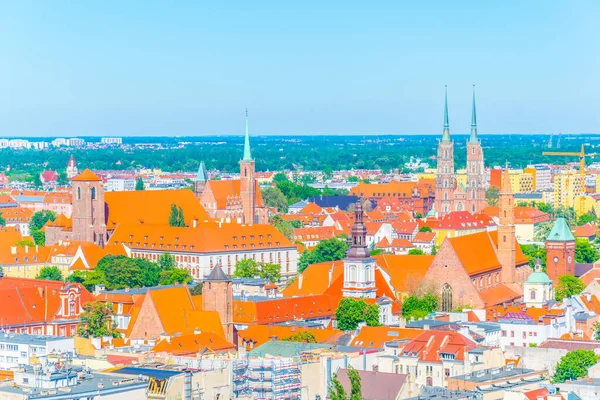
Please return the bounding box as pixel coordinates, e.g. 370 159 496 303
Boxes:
196 110 268 225
434 86 486 217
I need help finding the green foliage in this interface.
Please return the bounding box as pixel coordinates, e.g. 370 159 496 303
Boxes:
270 215 298 240
431 245 437 255
486 186 500 207
419 226 432 232
408 248 424 255
77 301 122 339
159 268 193 285
534 221 554 242
347 367 363 400
282 331 317 343
0 210 5 227
402 293 438 320
555 206 576 228
30 210 57 245
322 186 350 196
576 239 600 264
233 258 281 282
260 262 282 282
32 230 45 246
135 176 145 190
555 275 585 301
328 372 348 400
276 180 321 205
190 283 203 295
169 204 186 227
157 252 177 270
262 187 288 212
36 266 63 281
593 322 600 341
33 174 42 189
415 212 423 219
552 349 599 383
298 238 348 273
66 270 108 292
16 239 35 248
370 249 383 256
95 255 164 290
520 244 546 272
577 211 596 226
273 172 288 183
536 202 553 214
335 298 380 331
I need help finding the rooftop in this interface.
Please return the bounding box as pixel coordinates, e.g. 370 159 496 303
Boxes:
0 333 72 346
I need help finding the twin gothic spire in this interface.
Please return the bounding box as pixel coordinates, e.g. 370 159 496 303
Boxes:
442 86 479 143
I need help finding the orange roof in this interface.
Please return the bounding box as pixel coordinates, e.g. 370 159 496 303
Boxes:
283 261 344 297
293 226 338 242
299 202 324 215
478 284 521 306
375 254 434 293
488 231 529 266
0 207 33 222
72 169 102 181
580 265 600 286
110 223 294 253
351 180 434 199
0 244 52 266
402 330 476 362
0 226 25 248
447 232 501 275
350 326 423 349
575 223 597 238
524 388 551 400
234 295 336 325
151 333 235 355
237 325 341 349
104 189 210 227
413 231 435 243
206 179 264 209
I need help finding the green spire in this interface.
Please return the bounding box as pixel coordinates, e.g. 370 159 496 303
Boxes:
243 108 252 161
442 85 450 142
546 218 575 242
469 85 478 143
196 161 208 182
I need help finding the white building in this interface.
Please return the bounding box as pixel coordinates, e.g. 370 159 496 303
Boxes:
67 138 85 147
497 309 572 350
101 137 123 144
8 139 30 149
0 333 74 369
0 139 9 148
51 138 69 147
30 141 49 150
105 178 136 192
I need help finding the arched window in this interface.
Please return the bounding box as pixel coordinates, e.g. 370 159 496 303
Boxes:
471 189 475 200
444 193 448 200
479 277 483 288
503 235 507 243
365 266 372 282
471 147 475 155
91 187 96 200
530 290 536 300
77 187 81 200
69 301 76 316
349 265 357 282
471 180 476 188
441 284 453 312
444 150 448 158
244 168 247 177
504 211 507 218
488 275 491 286
444 180 448 188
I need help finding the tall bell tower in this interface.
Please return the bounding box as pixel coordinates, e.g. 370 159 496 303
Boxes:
239 109 256 225
466 86 486 214
435 86 455 216
498 164 516 284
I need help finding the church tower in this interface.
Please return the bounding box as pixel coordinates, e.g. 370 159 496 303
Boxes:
202 264 235 343
498 164 516 284
343 200 377 299
239 109 256 225
545 218 576 282
194 161 209 198
72 169 107 246
66 155 78 180
435 86 455 217
465 86 486 214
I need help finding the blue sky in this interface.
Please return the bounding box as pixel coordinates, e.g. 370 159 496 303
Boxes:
0 1 599 136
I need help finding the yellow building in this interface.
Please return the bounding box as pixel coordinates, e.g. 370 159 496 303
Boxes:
554 170 584 209
524 167 537 190
573 195 598 216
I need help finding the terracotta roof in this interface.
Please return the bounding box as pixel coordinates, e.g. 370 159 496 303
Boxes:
479 284 521 306
0 207 33 223
282 261 344 297
575 223 597 238
237 325 340 349
299 202 324 215
350 326 424 349
427 211 495 230
351 180 434 198
40 170 59 183
0 226 25 248
413 231 435 243
524 388 552 400
151 333 235 355
206 179 264 209
448 232 501 275
402 331 476 362
375 254 434 293
392 221 419 235
72 169 102 182
488 231 529 266
538 338 600 351
234 294 335 325
0 245 52 266
293 226 338 242
337 369 408 400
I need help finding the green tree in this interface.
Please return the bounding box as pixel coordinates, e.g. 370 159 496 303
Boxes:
190 283 203 295
77 301 122 339
577 212 596 226
282 331 317 343
299 238 348 273
66 270 108 292
552 349 599 383
262 187 288 212
431 245 437 255
534 221 554 242
536 202 553 214
555 275 585 301
16 239 35 248
520 244 546 272
273 172 288 183
36 266 63 281
157 252 177 270
419 226 432 233
169 204 185 227
159 268 193 285
33 174 43 189
328 373 348 400
335 298 380 331
135 176 145 191
347 367 363 400
486 186 500 207
593 322 600 341
259 262 281 282
32 230 45 246
0 210 5 227
576 239 600 263
30 210 57 231
415 212 423 219
270 215 298 240
96 255 160 289
234 258 259 278
402 293 439 320
408 248 425 255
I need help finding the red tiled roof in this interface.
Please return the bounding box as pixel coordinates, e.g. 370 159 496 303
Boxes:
402 331 476 362
72 169 102 182
575 223 597 238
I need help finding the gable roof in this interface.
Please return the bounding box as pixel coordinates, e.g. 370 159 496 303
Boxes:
206 179 264 209
337 369 408 400
375 254 434 293
237 325 341 349
350 326 423 349
151 332 235 355
72 169 102 182
547 218 575 242
402 331 477 362
282 261 344 297
448 232 501 275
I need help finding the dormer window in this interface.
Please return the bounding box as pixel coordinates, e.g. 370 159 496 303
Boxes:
242 236 246 240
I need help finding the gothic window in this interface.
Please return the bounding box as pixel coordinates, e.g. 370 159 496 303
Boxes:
69 301 76 316
444 193 448 201
530 290 536 300
444 150 448 159
503 235 507 243
456 202 464 211
471 189 475 200
77 187 81 200
365 266 372 282
504 211 507 218
91 187 96 200
444 167 448 174
471 180 476 188
349 265 357 282
244 168 247 177
444 180 448 188
471 147 475 155
441 284 453 312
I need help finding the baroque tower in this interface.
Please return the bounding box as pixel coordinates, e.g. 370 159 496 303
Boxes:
465 86 486 214
239 109 256 225
497 164 516 284
72 169 107 246
343 200 377 298
202 264 235 343
435 86 455 217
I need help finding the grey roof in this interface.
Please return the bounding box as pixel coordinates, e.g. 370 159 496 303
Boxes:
405 386 480 400
289 200 309 209
0 333 71 345
310 195 359 210
575 263 593 277
204 264 230 281
337 369 408 400
11 195 45 203
406 319 452 329
113 367 182 380
102 282 198 295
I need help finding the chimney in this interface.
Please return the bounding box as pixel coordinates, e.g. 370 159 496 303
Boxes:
298 274 304 290
35 245 39 252
192 219 197 228
24 246 28 254
10 246 16 255
125 287 130 293
328 267 334 287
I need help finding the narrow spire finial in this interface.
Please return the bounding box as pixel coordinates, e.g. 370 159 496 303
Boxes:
243 108 252 161
469 85 478 143
442 86 450 142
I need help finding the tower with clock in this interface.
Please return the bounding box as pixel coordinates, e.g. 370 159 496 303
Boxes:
545 217 576 282
342 200 377 299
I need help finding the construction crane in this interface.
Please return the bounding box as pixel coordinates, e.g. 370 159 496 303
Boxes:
542 144 596 214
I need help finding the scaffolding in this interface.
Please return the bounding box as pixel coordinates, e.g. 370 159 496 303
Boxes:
233 358 301 400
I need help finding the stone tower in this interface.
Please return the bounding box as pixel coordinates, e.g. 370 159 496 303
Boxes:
66 155 78 180
194 161 209 198
545 218 576 282
497 164 516 284
202 264 234 343
239 109 256 225
465 86 486 214
435 86 455 217
342 200 377 299
72 169 106 246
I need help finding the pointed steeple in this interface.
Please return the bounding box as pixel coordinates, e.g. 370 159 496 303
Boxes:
469 85 478 143
196 161 209 182
243 108 252 161
442 86 450 142
502 162 512 194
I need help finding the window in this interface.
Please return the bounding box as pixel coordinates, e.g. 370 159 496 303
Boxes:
77 187 81 200
510 331 515 337
91 187 96 200
501 330 506 337
441 284 453 312
530 289 536 300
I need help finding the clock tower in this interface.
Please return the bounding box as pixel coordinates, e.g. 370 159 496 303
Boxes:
343 200 377 299
545 217 576 282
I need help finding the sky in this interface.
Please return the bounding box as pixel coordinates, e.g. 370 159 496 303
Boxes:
0 1 599 137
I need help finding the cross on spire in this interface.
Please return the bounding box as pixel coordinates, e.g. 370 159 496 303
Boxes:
442 86 450 142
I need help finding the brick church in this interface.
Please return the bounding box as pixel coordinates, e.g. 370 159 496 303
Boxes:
195 110 268 225
435 86 486 217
